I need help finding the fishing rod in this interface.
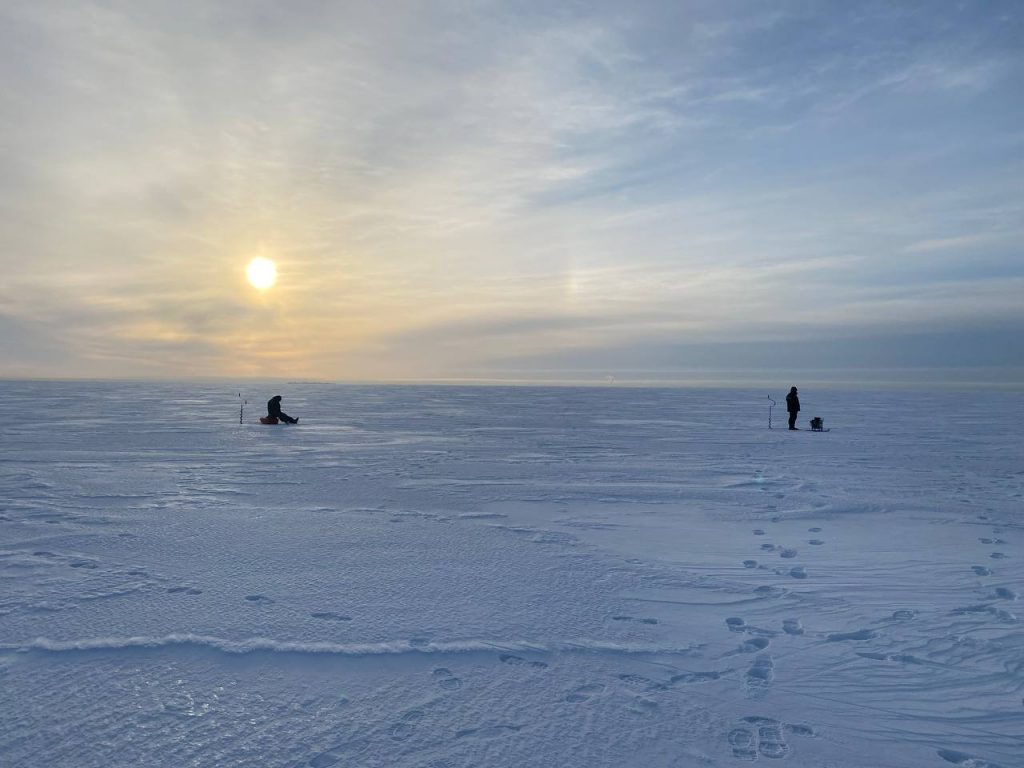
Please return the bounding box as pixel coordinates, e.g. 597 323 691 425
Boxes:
238 393 247 424
768 395 776 430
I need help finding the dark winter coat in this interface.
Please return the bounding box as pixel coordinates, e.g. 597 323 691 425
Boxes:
786 392 800 413
267 397 283 417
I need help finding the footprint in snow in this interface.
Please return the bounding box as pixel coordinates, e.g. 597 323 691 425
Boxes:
753 529 766 536
745 655 774 692
617 673 667 692
951 603 997 616
779 548 798 559
760 543 776 551
741 637 770 653
166 586 202 595
564 682 605 703
728 717 814 761
670 670 723 685
783 618 804 635
310 612 352 622
627 696 658 714
743 559 758 568
808 539 825 545
612 615 658 625
499 654 548 669
974 606 1015 626
808 527 823 533
726 617 746 631
825 629 877 642
754 722 789 759
530 530 578 545
789 566 808 579
937 749 1004 767
990 552 1007 559
390 710 425 741
972 565 993 576
432 667 462 691
728 727 757 760
244 594 273 605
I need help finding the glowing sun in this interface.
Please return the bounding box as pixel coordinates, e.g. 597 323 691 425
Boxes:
246 257 277 290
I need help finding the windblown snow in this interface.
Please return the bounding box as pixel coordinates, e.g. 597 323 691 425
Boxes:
1 381 1021 767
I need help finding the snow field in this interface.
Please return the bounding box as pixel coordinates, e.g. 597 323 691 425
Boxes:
0 381 1021 767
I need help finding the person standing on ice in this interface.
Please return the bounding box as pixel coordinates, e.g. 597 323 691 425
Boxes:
267 395 299 424
785 386 800 430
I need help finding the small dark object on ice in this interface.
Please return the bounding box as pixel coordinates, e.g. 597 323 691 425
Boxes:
807 415 830 432
259 415 300 425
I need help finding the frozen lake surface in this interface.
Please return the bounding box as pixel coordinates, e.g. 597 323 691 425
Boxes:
1 381 1022 767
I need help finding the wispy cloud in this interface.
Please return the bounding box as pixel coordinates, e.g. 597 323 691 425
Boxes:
0 0 1021 378
902 233 1018 254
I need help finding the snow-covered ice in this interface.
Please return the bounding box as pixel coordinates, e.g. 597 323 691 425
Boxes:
1 380 1021 767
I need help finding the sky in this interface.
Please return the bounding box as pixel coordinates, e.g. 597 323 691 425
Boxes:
0 0 1021 382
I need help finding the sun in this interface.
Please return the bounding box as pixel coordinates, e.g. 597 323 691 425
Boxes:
246 257 277 290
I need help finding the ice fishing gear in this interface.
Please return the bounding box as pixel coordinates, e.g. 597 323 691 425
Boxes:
238 393 247 425
768 396 776 429
810 417 829 432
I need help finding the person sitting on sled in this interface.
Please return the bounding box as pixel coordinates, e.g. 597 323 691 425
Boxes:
267 395 299 424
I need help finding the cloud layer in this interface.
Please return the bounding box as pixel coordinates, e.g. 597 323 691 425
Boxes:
1 1 1021 379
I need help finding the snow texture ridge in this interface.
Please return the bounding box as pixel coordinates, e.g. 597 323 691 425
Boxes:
5 634 701 657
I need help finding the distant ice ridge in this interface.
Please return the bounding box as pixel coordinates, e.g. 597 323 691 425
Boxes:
5 634 700 657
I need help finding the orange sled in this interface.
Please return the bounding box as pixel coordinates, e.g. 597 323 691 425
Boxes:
259 416 280 425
